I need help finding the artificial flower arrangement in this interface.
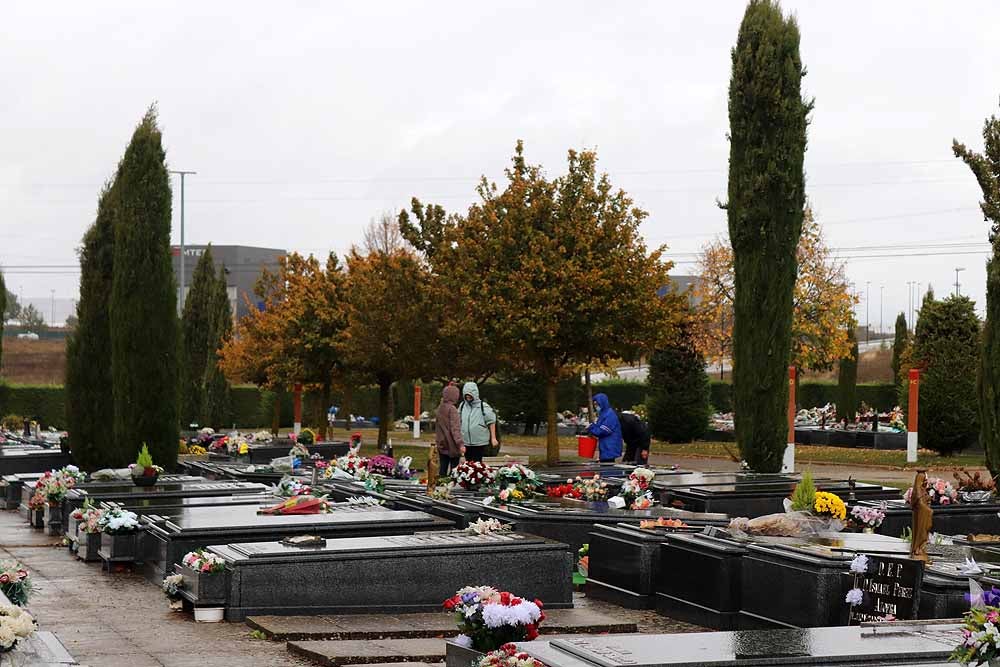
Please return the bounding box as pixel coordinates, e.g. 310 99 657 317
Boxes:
430 481 457 501
367 454 398 477
730 470 846 537
70 500 104 534
452 461 496 491
444 585 545 651
250 430 273 443
472 644 546 667
466 518 512 536
162 573 184 601
571 475 609 502
545 483 581 499
611 468 655 510
640 517 688 530
952 606 1000 666
0 561 32 607
844 554 870 610
364 474 386 494
813 491 847 521
31 472 68 506
955 469 997 503
297 428 317 446
182 549 226 574
56 465 86 486
97 508 140 534
903 475 958 506
850 505 885 530
0 605 36 653
275 476 312 498
577 544 589 577
259 494 332 515
130 444 164 479
485 463 541 505
329 452 370 478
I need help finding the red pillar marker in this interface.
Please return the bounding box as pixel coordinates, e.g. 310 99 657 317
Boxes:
293 382 303 436
783 366 796 473
907 369 919 463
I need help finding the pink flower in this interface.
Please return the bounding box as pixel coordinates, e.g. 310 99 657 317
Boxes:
202 563 211 573
941 497 951 505
989 611 1000 623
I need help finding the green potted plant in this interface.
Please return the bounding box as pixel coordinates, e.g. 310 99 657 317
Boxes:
130 444 163 487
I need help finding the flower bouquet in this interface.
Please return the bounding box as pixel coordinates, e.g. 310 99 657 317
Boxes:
0 606 35 653
577 544 589 578
486 463 541 505
444 585 545 651
275 476 312 498
472 644 545 667
452 461 495 491
297 428 317 446
466 518 512 536
730 471 846 537
571 476 608 502
955 470 996 504
130 444 164 487
850 505 885 532
903 476 958 506
639 517 688 530
328 452 370 478
179 549 228 603
259 494 332 515
610 468 655 510
26 492 45 528
430 481 457 501
0 562 32 607
367 455 397 477
98 507 141 560
162 573 185 605
545 483 581 499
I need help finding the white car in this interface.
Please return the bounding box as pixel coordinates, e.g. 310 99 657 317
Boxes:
16 332 39 340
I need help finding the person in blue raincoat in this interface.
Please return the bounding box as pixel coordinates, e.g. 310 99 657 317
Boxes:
586 393 623 463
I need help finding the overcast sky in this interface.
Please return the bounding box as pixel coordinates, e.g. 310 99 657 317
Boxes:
4 1 999 330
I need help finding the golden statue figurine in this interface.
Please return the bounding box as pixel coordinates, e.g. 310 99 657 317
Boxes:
909 469 933 562
426 446 439 494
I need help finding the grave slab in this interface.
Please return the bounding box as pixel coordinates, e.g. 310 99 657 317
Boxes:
288 638 445 667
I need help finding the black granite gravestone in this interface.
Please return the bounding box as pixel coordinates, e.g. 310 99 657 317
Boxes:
847 555 923 624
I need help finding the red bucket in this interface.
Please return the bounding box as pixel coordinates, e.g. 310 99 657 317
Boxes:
577 435 598 458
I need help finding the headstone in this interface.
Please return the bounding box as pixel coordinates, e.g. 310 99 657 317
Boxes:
847 555 923 624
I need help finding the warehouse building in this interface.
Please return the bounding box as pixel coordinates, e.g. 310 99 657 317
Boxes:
170 245 285 322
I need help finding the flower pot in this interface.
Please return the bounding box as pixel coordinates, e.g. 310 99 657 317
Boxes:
862 527 875 534
100 532 138 561
78 532 102 563
44 503 63 536
178 565 228 604
30 508 44 529
132 473 158 487
961 490 993 504
193 607 224 623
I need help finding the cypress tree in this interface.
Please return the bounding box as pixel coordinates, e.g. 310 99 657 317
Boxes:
203 265 232 429
836 327 858 420
180 246 216 427
954 109 1000 472
110 107 179 469
0 270 5 373
891 312 907 381
725 0 811 472
66 184 118 468
646 323 711 443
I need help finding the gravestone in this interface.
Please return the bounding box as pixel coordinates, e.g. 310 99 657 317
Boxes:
209 530 573 620
655 531 748 629
847 555 923 624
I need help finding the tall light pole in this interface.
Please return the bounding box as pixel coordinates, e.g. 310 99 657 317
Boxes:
865 281 871 344
49 289 55 326
879 284 884 337
170 170 197 316
955 267 965 296
906 281 913 333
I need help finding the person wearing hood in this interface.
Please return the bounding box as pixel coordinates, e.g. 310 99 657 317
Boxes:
459 381 497 463
435 384 465 476
586 393 623 463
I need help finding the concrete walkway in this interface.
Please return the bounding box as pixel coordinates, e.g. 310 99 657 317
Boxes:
0 510 308 667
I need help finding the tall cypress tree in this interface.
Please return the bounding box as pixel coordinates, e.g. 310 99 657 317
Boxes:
837 327 858 420
725 0 811 472
891 312 907 382
202 265 232 429
66 184 118 468
180 246 216 427
955 105 1000 472
110 107 179 469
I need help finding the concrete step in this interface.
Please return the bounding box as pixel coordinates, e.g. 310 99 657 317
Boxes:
287 638 446 667
248 607 636 641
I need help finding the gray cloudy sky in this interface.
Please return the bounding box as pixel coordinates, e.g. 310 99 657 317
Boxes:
4 1 999 330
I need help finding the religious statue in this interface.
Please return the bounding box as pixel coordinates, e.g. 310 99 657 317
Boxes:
426 446 439 494
909 469 933 562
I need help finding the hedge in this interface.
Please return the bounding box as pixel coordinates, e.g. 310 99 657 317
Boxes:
0 379 900 431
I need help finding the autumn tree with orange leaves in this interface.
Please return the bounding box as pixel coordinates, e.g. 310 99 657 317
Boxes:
693 207 856 380
405 142 684 464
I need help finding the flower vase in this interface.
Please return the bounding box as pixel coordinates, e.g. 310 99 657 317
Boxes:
100 532 138 561
31 508 44 529
78 533 101 562
178 565 228 604
44 502 63 536
862 527 874 534
132 473 158 488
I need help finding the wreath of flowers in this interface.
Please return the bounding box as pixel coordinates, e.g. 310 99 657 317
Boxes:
452 461 495 490
472 644 546 667
444 585 545 652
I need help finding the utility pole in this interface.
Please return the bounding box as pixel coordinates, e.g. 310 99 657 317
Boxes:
169 170 197 316
879 284 884 338
955 267 965 296
906 282 913 334
49 289 55 326
865 281 871 344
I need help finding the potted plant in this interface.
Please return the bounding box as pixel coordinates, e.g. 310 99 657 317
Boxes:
178 549 228 605
72 502 104 563
130 444 163 487
955 469 996 504
0 561 32 607
0 606 35 653
98 507 140 561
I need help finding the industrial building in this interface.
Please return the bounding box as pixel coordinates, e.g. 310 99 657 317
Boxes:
170 245 285 322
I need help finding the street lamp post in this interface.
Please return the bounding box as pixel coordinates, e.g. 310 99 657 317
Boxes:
169 170 197 316
865 281 871 343
955 267 965 296
880 284 884 338
49 290 55 326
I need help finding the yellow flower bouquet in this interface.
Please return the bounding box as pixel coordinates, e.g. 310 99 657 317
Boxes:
813 491 847 520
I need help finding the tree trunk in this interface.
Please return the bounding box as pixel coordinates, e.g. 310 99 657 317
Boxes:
377 375 392 447
584 367 594 423
545 372 559 465
319 379 331 441
271 388 281 435
342 384 352 432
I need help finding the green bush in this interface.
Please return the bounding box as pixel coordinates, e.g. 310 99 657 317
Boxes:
0 384 66 429
646 326 711 443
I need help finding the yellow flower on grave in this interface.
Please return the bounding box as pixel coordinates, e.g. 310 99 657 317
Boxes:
238 443 249 455
511 489 524 500
813 491 846 520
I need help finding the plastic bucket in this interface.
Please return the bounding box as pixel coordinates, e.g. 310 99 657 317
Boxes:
194 607 225 623
577 435 598 458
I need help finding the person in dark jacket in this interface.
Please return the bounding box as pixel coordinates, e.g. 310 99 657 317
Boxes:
435 385 465 476
586 393 623 463
619 411 651 465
